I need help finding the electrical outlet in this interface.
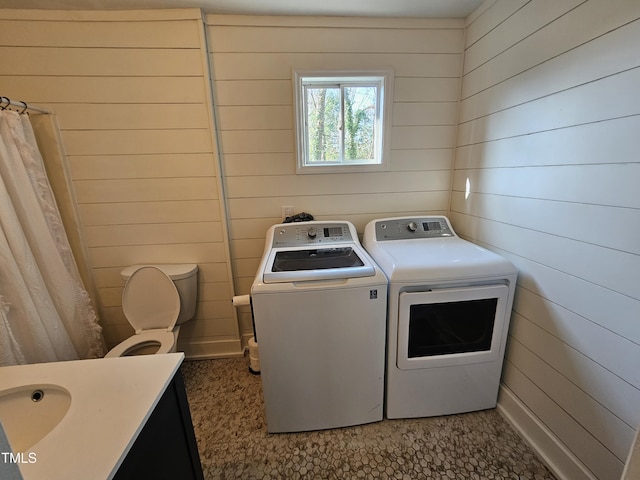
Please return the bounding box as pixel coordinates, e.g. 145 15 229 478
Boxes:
281 206 294 219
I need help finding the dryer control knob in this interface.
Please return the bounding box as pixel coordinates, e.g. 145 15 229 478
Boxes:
407 222 418 232
307 227 317 238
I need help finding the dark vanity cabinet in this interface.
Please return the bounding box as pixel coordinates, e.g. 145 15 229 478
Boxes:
113 370 204 480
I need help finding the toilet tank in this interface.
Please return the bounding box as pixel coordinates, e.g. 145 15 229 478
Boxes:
121 264 198 324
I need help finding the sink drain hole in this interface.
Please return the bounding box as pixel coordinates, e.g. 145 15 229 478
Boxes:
31 390 44 402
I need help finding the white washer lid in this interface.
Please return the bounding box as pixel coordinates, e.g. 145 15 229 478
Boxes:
122 266 180 333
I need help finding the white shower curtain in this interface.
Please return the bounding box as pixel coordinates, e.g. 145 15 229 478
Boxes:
0 109 104 365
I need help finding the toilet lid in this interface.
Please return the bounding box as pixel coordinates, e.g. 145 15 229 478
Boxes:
122 266 180 333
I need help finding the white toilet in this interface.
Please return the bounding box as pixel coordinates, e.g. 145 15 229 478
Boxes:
105 264 198 357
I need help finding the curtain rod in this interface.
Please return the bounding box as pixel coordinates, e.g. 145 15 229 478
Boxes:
0 96 50 114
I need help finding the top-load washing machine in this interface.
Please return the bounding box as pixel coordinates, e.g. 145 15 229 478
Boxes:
363 216 517 419
251 220 387 433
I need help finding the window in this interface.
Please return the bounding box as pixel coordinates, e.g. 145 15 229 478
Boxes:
294 70 393 173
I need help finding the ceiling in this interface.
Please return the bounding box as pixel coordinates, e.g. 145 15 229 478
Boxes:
0 0 486 18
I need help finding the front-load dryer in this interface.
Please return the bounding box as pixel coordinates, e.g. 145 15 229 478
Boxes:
363 216 517 419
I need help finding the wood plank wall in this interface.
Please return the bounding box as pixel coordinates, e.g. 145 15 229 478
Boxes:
205 15 465 338
452 1 640 478
0 9 241 358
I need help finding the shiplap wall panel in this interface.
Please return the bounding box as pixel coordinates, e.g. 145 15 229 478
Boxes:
216 105 293 130
456 115 640 171
489 233 640 378
88 243 226 269
463 0 585 75
511 295 640 427
461 14 640 123
212 52 462 80
74 178 218 203
207 15 464 336
450 192 640 260
502 360 622 480
391 149 453 172
222 149 454 177
453 164 640 209
452 212 639 318
509 306 640 432
393 102 458 126
392 126 456 149
507 336 633 461
454 2 640 479
63 129 213 155
220 130 293 154
220 102 459 131
215 79 292 106
451 212 640 358
394 78 460 102
208 25 463 53
208 14 461 29
0 18 201 47
0 9 239 357
226 170 450 198
462 0 640 100
91 262 233 289
1 76 207 104
0 46 203 76
84 222 224 246
464 0 529 47
222 153 295 176
228 191 450 220
458 67 640 145
70 154 217 180
79 200 221 225
54 104 210 130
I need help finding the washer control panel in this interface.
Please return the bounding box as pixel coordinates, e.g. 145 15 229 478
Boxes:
374 217 455 240
272 222 353 247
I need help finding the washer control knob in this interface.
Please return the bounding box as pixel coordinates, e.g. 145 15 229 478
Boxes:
407 222 418 232
307 227 317 238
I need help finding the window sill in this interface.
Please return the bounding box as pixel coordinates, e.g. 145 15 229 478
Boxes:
296 162 390 174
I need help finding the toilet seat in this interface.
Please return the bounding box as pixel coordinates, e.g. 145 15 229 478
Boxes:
105 266 181 358
104 329 176 358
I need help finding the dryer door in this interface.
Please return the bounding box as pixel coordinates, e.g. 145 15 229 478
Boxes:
397 284 509 370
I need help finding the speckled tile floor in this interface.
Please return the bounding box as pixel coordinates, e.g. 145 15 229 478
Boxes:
181 357 556 480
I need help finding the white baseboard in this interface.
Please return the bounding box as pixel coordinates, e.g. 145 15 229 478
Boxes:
622 427 640 479
180 338 243 360
497 385 597 480
240 333 255 351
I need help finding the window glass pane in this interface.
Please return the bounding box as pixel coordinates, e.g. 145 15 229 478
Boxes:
305 87 340 163
343 86 377 163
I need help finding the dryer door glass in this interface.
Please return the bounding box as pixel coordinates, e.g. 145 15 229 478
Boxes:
397 284 509 370
408 298 496 358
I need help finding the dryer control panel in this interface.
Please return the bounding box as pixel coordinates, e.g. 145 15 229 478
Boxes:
374 216 455 240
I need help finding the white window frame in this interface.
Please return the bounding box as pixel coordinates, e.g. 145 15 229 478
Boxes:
293 69 393 174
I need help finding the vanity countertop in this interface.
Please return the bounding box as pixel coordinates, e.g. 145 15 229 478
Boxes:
0 353 184 480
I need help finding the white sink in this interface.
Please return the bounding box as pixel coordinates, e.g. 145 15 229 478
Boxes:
0 353 183 480
0 384 71 452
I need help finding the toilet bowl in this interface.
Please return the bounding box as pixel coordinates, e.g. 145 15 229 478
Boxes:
105 264 198 358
